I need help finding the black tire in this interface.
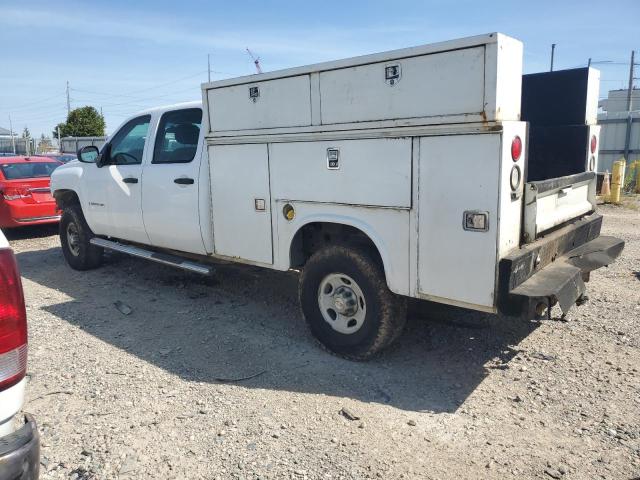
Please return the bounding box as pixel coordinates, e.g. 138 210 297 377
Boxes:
59 205 103 270
299 245 407 360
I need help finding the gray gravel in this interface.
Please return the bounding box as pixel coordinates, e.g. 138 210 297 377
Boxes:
6 200 640 479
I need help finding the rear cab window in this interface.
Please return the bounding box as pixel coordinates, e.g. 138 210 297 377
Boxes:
153 108 202 164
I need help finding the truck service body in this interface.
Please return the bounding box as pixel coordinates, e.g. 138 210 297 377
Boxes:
51 33 624 359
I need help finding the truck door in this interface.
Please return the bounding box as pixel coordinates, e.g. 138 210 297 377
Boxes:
209 143 273 264
141 107 206 254
102 115 151 244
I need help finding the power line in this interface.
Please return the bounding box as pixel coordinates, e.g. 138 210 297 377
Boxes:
1 91 66 110
106 70 208 97
70 68 238 101
79 86 202 109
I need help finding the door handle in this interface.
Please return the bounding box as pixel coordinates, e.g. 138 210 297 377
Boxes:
174 177 195 185
122 177 138 184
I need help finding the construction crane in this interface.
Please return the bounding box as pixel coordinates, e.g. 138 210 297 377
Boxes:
246 48 263 74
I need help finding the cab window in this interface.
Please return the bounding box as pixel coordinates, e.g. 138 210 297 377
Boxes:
109 115 151 165
153 108 202 164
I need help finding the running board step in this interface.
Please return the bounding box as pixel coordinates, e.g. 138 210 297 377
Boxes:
90 238 213 276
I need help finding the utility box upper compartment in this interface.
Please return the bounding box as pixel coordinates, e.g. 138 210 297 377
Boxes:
522 68 601 182
202 33 523 136
521 68 600 127
208 75 312 131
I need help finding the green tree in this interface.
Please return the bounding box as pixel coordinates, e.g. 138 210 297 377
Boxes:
53 106 106 138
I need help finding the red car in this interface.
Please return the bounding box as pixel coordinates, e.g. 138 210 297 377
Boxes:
0 156 62 228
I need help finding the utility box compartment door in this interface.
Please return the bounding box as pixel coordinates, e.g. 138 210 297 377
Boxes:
417 134 500 308
269 138 412 208
319 46 485 125
209 144 273 264
207 75 312 132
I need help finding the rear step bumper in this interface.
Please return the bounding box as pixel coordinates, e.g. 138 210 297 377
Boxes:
498 213 624 318
90 238 214 276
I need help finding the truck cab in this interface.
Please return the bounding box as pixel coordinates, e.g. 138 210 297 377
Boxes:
52 103 209 255
51 33 624 360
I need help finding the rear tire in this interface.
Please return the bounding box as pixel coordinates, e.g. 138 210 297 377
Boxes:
299 245 406 360
60 205 103 270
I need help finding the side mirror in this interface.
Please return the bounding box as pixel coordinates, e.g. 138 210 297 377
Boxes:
77 146 99 164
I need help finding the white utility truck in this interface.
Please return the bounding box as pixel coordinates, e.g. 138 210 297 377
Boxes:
51 33 624 359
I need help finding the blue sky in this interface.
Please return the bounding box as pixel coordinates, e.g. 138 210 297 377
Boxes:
0 0 638 139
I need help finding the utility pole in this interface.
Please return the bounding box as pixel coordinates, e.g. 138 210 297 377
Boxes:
550 44 556 72
8 114 15 154
623 50 636 163
208 54 211 83
57 126 62 152
626 50 635 112
66 80 71 117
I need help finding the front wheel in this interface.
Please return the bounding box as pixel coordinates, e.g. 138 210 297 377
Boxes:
60 205 103 270
299 245 406 360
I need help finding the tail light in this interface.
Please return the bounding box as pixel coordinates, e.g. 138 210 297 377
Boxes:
590 135 597 154
1 187 30 201
0 248 27 391
511 136 522 161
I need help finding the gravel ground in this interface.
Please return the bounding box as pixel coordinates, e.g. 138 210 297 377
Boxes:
5 200 640 480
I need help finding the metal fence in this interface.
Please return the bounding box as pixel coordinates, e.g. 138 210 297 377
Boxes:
0 137 36 155
60 136 107 154
598 112 640 172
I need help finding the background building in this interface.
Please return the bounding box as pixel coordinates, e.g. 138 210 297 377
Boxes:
598 88 640 172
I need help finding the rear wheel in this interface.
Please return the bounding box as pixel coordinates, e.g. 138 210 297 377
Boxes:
299 245 406 360
60 205 103 270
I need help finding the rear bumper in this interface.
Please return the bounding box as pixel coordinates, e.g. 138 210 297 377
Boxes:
498 213 624 318
0 414 40 480
0 200 60 228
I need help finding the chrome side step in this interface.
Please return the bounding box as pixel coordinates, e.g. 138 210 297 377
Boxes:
90 238 213 276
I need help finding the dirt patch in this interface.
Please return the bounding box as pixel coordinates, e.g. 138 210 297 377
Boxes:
6 204 640 479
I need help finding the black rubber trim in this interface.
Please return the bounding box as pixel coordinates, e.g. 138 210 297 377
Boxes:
528 171 594 194
497 213 624 317
507 236 624 317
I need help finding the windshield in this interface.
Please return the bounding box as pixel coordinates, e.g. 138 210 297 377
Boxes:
0 162 59 180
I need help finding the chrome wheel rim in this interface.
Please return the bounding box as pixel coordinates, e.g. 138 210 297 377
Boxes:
318 273 366 334
66 222 81 257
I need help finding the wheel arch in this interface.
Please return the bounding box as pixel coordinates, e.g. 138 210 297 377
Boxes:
53 189 81 210
288 217 396 291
